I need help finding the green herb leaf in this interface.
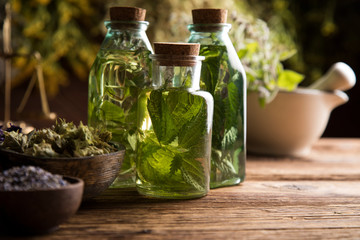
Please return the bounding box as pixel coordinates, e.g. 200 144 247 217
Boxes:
200 46 222 94
221 126 238 150
136 134 163 182
147 90 177 144
147 90 164 141
279 49 297 61
237 49 248 59
127 133 137 151
211 95 225 149
245 42 258 55
167 91 202 131
99 100 126 126
211 149 237 178
178 101 207 150
170 154 182 175
224 79 241 131
277 70 305 91
137 134 184 184
180 155 206 192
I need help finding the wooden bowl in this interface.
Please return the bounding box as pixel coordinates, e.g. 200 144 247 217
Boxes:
0 147 125 199
0 176 84 235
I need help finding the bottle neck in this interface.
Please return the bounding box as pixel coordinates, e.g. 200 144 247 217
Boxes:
150 55 205 90
188 23 231 34
105 20 149 32
188 23 232 45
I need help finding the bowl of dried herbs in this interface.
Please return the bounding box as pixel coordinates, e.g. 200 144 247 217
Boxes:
0 119 125 199
0 166 84 235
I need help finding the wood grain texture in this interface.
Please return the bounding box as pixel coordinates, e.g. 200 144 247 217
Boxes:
1 138 360 239
247 138 360 181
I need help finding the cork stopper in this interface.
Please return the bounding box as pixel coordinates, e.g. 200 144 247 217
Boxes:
154 42 200 56
152 42 201 66
192 8 227 24
110 7 146 21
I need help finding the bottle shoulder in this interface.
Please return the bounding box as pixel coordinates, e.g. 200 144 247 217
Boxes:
192 90 214 104
100 31 153 52
198 44 245 75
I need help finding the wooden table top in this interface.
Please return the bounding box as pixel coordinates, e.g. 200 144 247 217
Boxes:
3 138 360 239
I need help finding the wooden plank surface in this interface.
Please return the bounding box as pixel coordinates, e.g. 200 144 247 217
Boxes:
247 138 360 181
5 181 360 240
1 138 360 239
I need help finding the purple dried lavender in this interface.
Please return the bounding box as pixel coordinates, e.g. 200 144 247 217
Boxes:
0 166 69 191
0 124 22 143
6 123 22 133
0 126 4 142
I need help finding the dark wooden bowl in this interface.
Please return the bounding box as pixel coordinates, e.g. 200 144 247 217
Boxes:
0 176 84 235
0 147 125 199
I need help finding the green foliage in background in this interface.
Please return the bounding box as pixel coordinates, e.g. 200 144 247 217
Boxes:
229 11 304 105
7 0 336 102
4 0 352 103
238 0 343 86
9 0 106 96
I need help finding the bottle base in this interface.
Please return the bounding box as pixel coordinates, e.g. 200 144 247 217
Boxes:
110 174 136 188
136 185 207 199
210 177 243 189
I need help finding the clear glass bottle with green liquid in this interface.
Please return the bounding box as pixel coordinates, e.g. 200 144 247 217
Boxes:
88 7 153 187
188 9 246 188
136 43 214 199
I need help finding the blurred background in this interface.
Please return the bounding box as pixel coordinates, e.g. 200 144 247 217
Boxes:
0 0 359 137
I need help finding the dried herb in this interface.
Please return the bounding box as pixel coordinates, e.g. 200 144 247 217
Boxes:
0 124 22 143
0 166 69 191
1 119 117 157
2 131 29 153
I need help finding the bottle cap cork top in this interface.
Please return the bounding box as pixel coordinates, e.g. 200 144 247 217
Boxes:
192 8 228 24
152 43 202 66
154 42 200 56
110 7 146 21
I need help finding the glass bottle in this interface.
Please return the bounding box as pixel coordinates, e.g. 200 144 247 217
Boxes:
188 9 246 188
136 43 214 199
88 7 153 188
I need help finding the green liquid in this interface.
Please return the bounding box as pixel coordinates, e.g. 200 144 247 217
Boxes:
199 45 246 188
136 89 212 199
88 49 151 187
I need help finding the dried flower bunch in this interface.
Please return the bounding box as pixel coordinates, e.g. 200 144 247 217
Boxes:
8 0 106 95
1 119 117 157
